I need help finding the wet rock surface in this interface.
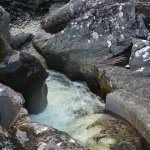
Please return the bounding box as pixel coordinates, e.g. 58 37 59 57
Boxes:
9 107 88 150
65 114 143 150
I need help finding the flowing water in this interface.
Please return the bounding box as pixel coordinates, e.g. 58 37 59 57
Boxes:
30 71 141 150
31 70 105 130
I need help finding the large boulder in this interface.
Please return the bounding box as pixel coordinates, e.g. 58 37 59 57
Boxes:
106 89 150 149
65 114 143 150
41 0 133 33
129 38 150 69
0 83 24 128
0 36 48 114
34 1 136 70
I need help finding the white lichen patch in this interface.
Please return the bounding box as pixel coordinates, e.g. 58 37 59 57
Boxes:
107 40 112 48
143 52 149 59
125 65 130 68
115 22 120 29
0 87 5 93
87 21 91 27
135 46 150 57
88 40 91 44
118 12 123 18
57 142 62 147
121 26 125 30
83 13 90 20
61 30 64 34
120 34 125 39
119 6 122 11
133 44 138 48
33 124 49 135
69 139 76 143
136 67 144 72
91 31 99 40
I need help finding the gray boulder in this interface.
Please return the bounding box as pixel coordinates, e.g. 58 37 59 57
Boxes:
0 37 48 114
106 89 150 149
0 83 24 128
129 38 150 70
41 0 133 33
34 1 136 70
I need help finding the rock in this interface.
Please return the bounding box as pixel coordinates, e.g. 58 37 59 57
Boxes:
136 14 149 39
34 1 136 69
0 126 14 150
106 89 150 149
135 2 150 31
13 0 51 10
65 114 142 150
129 38 150 70
9 108 88 150
0 50 48 114
0 5 32 50
20 42 48 69
91 65 150 148
10 33 32 50
0 5 11 44
0 83 24 128
41 0 133 33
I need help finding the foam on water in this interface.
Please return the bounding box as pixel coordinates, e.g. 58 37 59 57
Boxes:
31 70 105 131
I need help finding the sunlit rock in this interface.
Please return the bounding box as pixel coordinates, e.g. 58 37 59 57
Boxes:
65 114 142 150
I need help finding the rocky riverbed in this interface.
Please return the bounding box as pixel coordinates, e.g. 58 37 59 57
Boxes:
0 0 149 150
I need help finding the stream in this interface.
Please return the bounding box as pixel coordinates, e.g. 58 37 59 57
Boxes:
31 70 105 130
